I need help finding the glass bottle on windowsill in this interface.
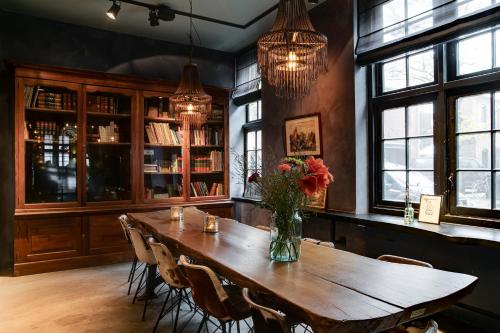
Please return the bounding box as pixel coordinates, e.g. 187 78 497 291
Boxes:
404 186 414 225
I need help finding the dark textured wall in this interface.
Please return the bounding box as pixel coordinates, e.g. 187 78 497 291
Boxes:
0 10 234 275
261 0 356 213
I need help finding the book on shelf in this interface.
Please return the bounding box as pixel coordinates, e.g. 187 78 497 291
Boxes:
87 95 119 114
210 105 224 120
191 182 224 197
145 122 182 145
191 150 223 172
190 127 224 146
24 86 76 110
144 164 160 173
94 121 120 143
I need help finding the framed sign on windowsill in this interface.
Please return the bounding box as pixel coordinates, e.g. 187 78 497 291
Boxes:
418 195 443 225
284 113 322 157
307 187 327 209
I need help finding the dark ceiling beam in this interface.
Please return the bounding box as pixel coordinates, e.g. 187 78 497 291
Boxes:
114 0 280 29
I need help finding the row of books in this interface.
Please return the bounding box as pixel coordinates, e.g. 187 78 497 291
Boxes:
97 121 120 143
144 150 183 173
24 86 76 110
190 182 224 197
145 123 182 145
28 121 59 139
191 127 224 146
145 99 169 118
191 151 223 172
87 95 122 114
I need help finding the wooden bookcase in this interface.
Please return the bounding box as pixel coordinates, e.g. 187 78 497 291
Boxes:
10 62 232 276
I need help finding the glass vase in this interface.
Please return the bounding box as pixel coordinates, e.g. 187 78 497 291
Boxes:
269 210 302 262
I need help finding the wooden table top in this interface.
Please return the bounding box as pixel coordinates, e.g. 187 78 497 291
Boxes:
128 207 477 333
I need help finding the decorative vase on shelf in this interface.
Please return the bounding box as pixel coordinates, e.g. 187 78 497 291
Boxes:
270 210 302 262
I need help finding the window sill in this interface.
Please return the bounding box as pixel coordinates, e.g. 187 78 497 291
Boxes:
231 196 262 204
330 211 500 250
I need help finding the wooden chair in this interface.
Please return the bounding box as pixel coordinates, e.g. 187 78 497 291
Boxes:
128 227 158 321
149 242 193 333
179 255 251 333
118 215 142 296
378 255 437 333
242 288 290 333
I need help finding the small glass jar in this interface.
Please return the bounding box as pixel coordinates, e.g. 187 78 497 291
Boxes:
170 206 184 221
204 215 219 233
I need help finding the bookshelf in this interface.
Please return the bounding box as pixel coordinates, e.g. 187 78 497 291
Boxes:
11 62 231 276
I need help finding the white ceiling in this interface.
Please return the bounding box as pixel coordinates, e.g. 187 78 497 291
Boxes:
0 0 325 53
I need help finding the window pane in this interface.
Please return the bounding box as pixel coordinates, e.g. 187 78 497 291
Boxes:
246 131 256 151
408 103 433 136
409 171 434 202
247 150 257 170
457 171 492 209
383 58 407 92
456 93 491 133
458 0 493 17
408 50 434 86
383 171 406 202
382 107 405 139
458 133 491 169
256 130 262 150
495 172 500 209
458 32 492 75
248 102 259 121
496 29 500 68
408 138 433 170
496 132 500 169
383 140 406 170
407 0 433 16
256 150 262 170
257 100 262 120
383 0 405 27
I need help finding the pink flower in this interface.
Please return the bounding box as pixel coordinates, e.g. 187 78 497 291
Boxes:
305 157 333 188
278 164 291 172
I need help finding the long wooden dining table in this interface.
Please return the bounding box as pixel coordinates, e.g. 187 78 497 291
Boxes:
128 207 478 333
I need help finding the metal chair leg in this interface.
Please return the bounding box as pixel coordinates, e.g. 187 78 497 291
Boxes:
153 288 173 333
197 313 208 333
132 265 146 304
127 256 138 295
236 321 240 333
173 296 182 333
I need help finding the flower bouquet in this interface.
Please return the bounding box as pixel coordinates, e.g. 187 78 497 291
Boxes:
248 156 333 262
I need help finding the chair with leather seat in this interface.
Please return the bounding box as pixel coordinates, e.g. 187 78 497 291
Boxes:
118 215 143 296
242 288 291 333
179 255 251 333
128 227 158 321
378 255 437 333
149 242 194 333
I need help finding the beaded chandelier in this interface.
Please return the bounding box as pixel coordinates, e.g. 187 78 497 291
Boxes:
169 0 211 127
258 0 328 99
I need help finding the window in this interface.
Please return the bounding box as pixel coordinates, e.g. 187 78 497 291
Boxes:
243 100 262 198
382 0 434 43
370 26 500 224
381 103 435 203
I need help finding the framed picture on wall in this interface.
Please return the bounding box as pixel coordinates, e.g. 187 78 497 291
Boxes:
307 187 327 209
418 195 443 224
284 113 322 157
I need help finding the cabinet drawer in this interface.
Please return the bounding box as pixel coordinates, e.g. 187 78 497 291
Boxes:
88 214 130 255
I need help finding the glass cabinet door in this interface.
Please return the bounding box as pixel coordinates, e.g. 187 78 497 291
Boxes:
85 88 133 202
143 95 184 200
189 104 225 198
24 83 78 204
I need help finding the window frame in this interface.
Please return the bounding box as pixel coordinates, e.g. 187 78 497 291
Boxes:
243 101 263 198
369 31 500 227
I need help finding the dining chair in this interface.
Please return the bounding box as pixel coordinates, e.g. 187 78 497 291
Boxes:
377 255 438 333
149 242 194 333
242 288 290 333
118 215 143 296
179 255 251 333
128 227 158 321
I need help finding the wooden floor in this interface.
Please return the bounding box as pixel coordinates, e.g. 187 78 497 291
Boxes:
0 263 490 332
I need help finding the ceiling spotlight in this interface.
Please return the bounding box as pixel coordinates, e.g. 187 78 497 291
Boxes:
106 1 121 20
149 8 160 26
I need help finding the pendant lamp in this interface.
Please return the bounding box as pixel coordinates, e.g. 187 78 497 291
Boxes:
257 0 328 99
169 1 212 127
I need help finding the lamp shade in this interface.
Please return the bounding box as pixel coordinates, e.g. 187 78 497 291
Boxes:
258 0 328 99
169 63 212 127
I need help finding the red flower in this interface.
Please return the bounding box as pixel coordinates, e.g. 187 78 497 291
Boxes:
278 163 291 172
305 157 333 188
248 172 259 183
298 176 319 196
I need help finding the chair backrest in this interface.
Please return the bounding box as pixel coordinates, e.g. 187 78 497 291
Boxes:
318 241 335 249
377 255 433 268
179 255 230 319
302 238 320 245
128 228 156 265
149 242 189 289
242 288 290 333
118 215 131 243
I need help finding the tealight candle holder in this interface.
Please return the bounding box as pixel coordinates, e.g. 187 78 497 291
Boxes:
204 215 219 233
170 206 184 221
